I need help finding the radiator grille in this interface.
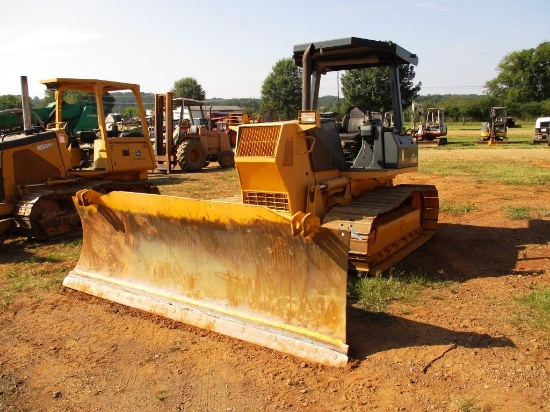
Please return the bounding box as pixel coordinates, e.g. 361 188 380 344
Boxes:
236 126 281 157
243 191 289 212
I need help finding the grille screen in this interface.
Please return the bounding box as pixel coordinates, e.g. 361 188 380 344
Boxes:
236 126 280 157
243 191 289 212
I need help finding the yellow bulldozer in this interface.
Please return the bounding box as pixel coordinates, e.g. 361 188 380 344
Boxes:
0 77 158 239
64 37 439 366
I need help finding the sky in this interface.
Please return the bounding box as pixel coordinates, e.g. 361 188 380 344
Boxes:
1 0 548 100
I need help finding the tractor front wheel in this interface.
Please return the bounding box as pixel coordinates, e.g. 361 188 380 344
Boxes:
217 150 235 169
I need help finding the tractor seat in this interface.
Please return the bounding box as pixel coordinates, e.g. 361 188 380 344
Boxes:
77 130 97 145
340 106 368 138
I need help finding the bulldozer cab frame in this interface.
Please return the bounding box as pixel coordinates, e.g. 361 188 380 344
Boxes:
40 78 156 176
294 37 416 131
290 38 420 177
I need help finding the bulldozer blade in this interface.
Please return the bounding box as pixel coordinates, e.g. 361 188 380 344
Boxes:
64 190 350 366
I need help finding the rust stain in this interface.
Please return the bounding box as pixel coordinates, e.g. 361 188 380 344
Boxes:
73 199 349 345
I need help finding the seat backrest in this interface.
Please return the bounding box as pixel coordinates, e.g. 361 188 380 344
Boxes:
77 130 97 144
342 106 367 133
309 119 348 171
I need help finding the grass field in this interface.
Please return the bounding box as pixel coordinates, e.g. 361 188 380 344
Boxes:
444 121 537 147
1 122 549 411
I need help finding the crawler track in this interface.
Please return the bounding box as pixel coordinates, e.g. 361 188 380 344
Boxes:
14 181 159 240
323 184 439 273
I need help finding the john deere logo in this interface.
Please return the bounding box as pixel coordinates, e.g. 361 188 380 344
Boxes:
135 150 142 157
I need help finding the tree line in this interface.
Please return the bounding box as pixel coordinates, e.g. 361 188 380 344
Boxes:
2 41 549 123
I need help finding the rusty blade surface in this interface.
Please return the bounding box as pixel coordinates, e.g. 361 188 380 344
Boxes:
65 191 350 366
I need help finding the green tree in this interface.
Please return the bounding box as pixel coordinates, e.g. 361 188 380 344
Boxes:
121 106 139 118
340 65 421 113
42 90 55 106
485 42 550 103
171 77 206 100
260 58 302 120
0 94 20 110
61 90 94 105
59 90 116 114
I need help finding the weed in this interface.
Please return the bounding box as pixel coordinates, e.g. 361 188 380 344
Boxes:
448 397 492 412
349 268 448 312
533 207 550 218
504 206 531 220
516 288 550 330
440 200 478 215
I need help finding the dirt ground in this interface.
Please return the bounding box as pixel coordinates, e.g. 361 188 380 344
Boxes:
1 147 549 411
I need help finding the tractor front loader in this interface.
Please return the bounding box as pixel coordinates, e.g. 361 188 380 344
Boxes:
64 37 438 367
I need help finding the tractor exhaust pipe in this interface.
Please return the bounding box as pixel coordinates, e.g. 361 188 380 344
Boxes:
301 44 314 111
20 76 33 134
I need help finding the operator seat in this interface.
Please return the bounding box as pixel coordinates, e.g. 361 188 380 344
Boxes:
341 106 367 137
340 106 368 167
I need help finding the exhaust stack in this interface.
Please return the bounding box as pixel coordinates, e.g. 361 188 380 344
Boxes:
20 76 33 134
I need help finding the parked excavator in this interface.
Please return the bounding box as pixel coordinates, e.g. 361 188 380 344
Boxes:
480 106 508 145
64 37 438 367
0 77 158 239
409 101 447 146
153 93 234 173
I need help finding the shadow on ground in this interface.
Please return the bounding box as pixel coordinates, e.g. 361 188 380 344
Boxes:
346 306 515 361
398 220 550 281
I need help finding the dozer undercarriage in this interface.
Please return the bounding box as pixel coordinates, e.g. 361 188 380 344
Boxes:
65 37 439 366
12 180 158 240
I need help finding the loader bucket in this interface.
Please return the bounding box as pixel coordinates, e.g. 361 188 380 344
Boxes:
65 190 351 366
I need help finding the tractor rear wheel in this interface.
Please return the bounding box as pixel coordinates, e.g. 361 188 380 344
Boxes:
176 139 207 172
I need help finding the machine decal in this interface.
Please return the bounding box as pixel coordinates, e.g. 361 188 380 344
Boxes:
37 142 54 151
